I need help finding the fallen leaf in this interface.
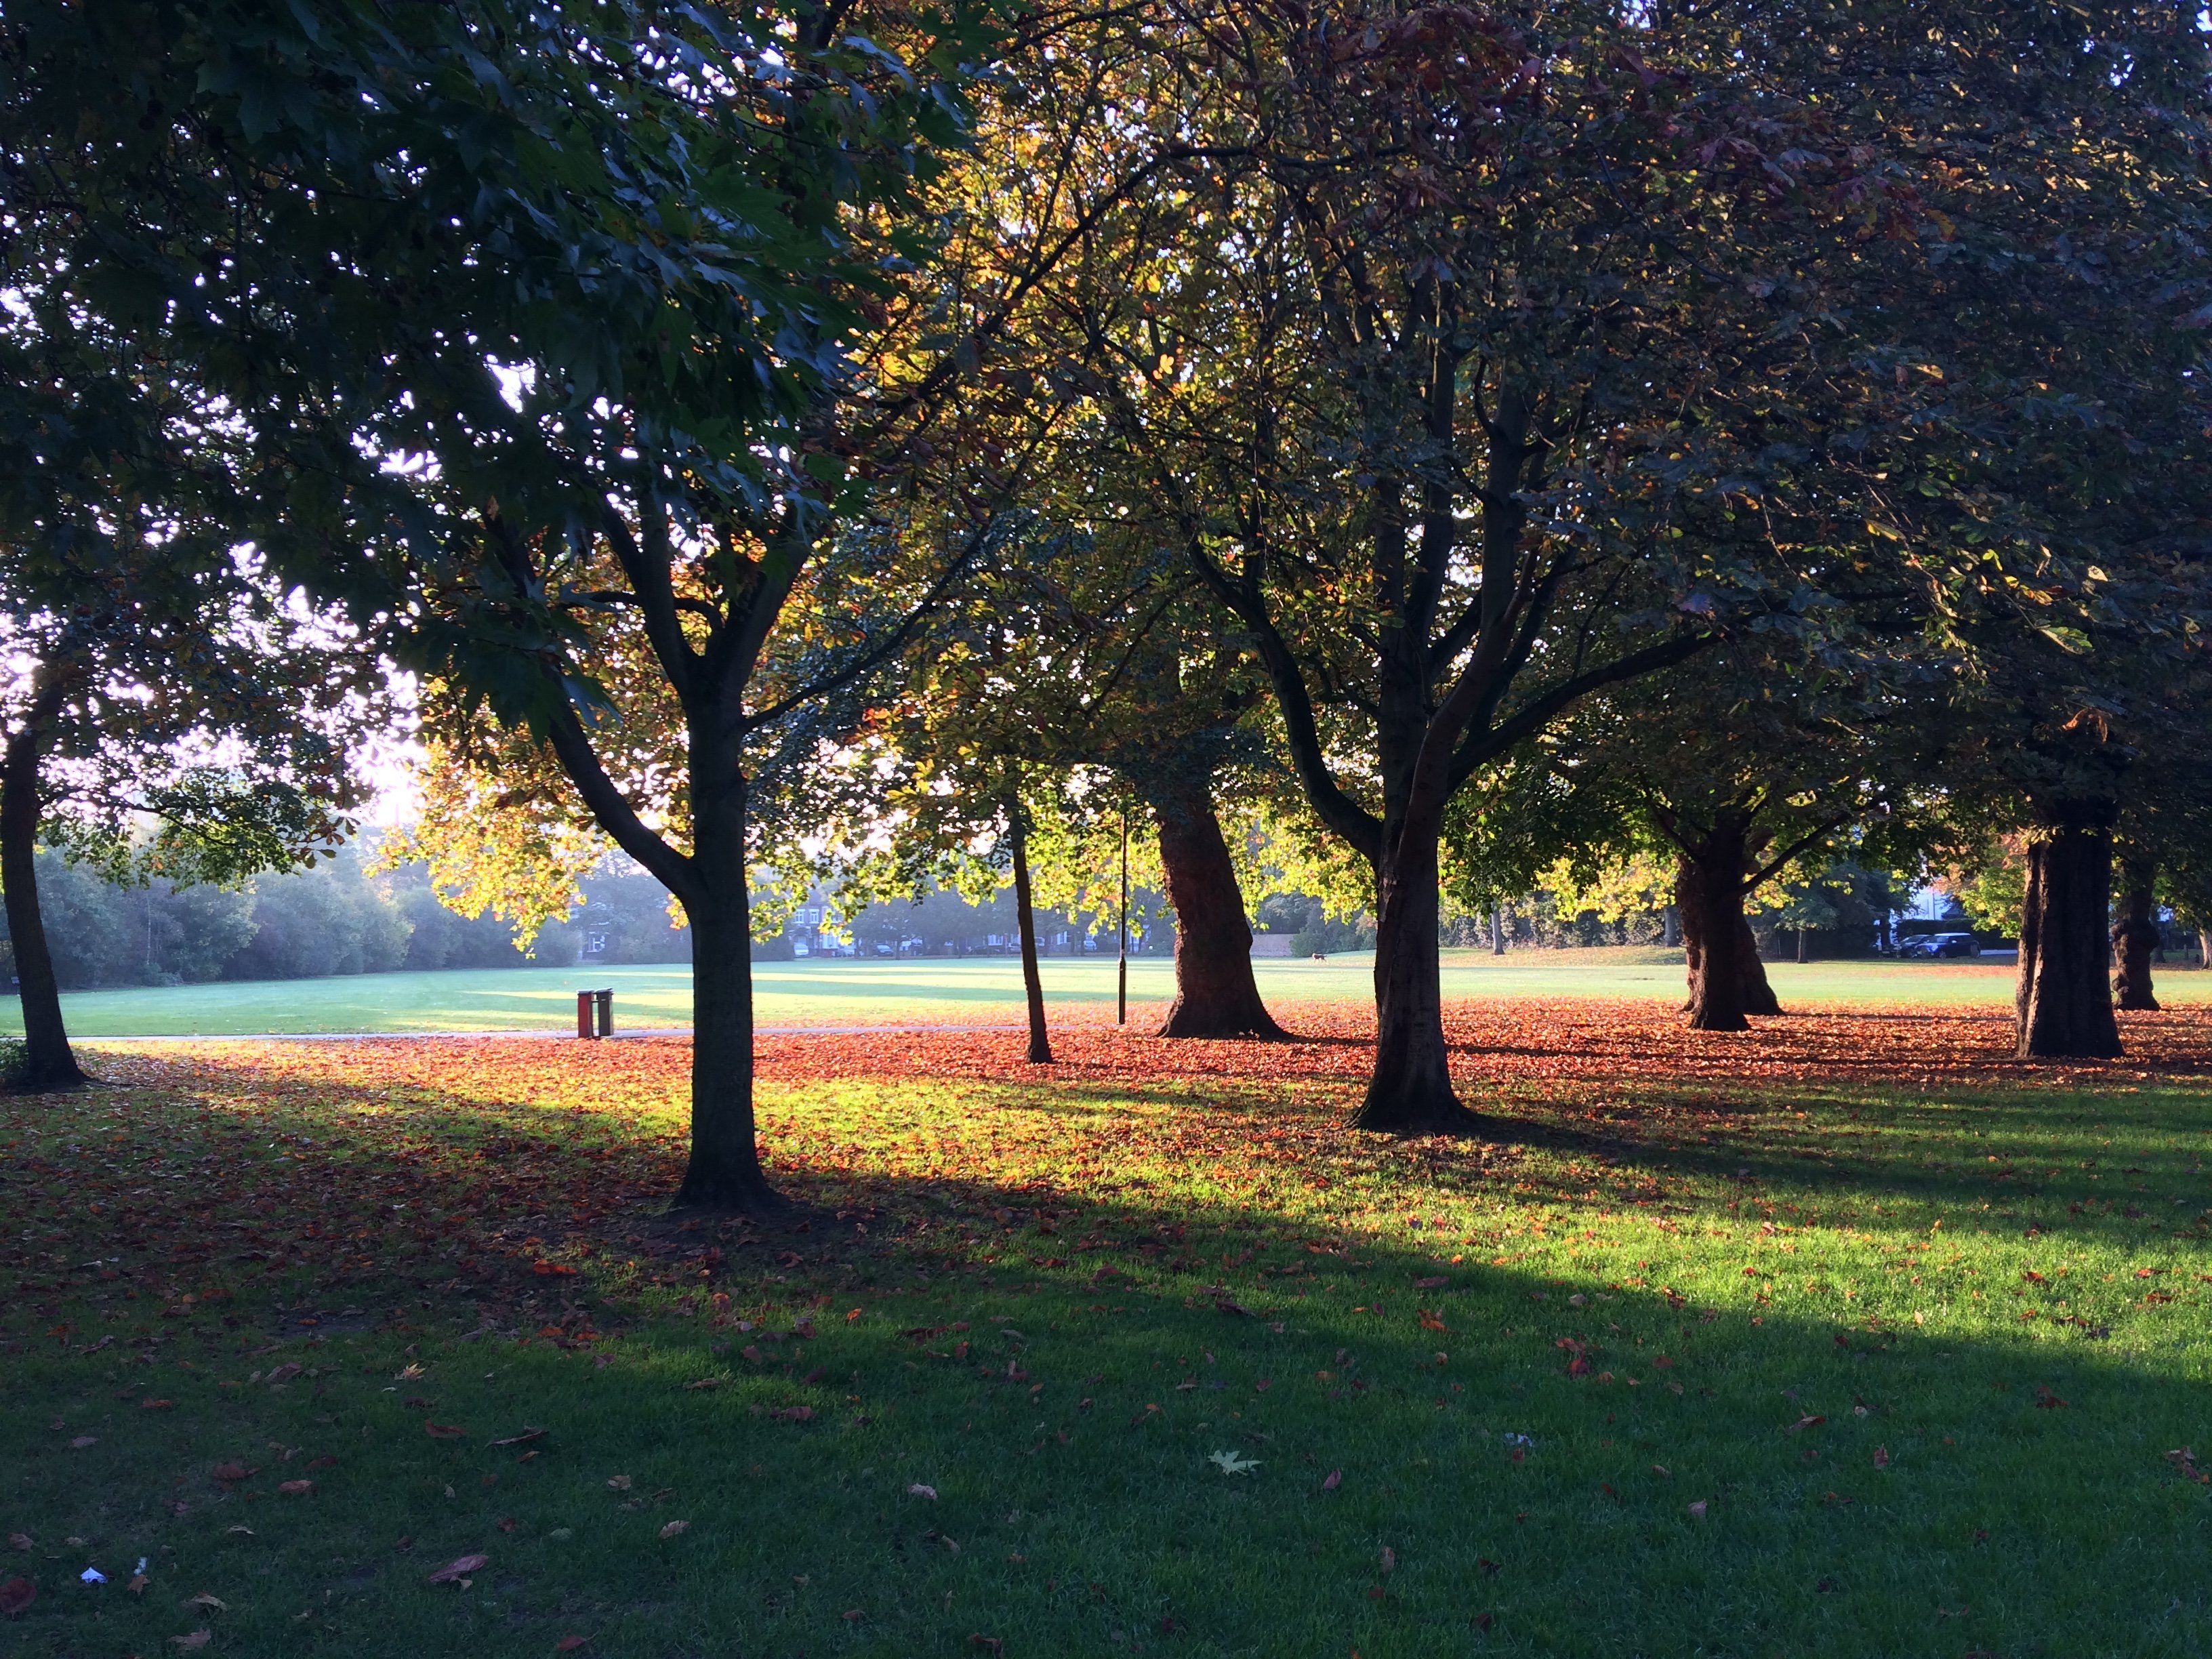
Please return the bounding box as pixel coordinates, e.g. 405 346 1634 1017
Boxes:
1788 1415 1826 1434
607 1476 632 1491
0 1578 33 1618
428 1554 490 1585
908 1483 939 1500
142 1399 175 1411
279 1480 314 1496
5 1536 28 1553
556 1639 590 1653
129 1574 149 1595
68 1435 97 1449
1414 1275 1448 1289
171 1632 211 1651
188 1593 228 1612
1688 1501 1708 1519
1208 1450 1261 1476
266 1364 302 1383
490 1429 547 1448
212 1464 255 1483
659 1521 689 1540
1379 1546 1395 1574
684 1378 720 1392
969 1637 1003 1654
1873 1447 1890 1469
425 1422 467 1439
1322 1469 1343 1492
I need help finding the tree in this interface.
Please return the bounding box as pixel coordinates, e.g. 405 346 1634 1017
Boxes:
1735 1 2212 1059
1037 0 1932 1126
0 171 375 1085
7 0 1044 1201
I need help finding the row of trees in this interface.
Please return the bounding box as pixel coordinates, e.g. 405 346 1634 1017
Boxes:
5 0 2209 1206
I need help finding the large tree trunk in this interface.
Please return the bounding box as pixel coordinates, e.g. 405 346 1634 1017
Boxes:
1740 915 1782 1015
674 773 780 1210
2110 881 2160 1012
2017 814 2121 1059
1 714 87 1092
1356 820 1479 1133
1489 907 1504 954
1149 779 1283 1040
1677 846 1781 1030
1010 807 1052 1064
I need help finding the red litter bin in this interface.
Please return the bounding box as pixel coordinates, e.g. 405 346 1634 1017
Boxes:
575 989 613 1038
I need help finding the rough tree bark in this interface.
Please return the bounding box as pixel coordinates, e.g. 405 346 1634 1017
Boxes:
1672 832 1778 1040
1148 777 1283 1040
1361 810 1462 1130
2110 880 2160 1012
2016 808 2122 1059
1675 840 1780 1031
0 684 88 1092
669 752 779 1210
1489 907 1505 954
1009 805 1052 1064
1678 853 1748 1031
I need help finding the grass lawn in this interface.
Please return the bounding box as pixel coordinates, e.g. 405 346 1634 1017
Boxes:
3 1001 2209 1656
13 947 2209 1037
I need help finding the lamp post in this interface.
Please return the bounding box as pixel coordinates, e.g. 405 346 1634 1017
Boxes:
1117 805 1129 1026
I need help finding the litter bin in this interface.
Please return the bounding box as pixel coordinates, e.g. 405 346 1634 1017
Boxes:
576 988 613 1039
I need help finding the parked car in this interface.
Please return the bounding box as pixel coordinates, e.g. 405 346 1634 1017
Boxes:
1898 930 1980 959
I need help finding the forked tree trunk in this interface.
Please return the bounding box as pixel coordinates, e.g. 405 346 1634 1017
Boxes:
673 773 779 1210
2111 882 2160 1012
1 711 87 1092
1356 820 1479 1133
2016 813 2121 1059
1149 779 1283 1040
1009 807 1052 1064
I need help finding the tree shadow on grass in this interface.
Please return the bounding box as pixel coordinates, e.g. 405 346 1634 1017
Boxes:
5 1046 2210 1658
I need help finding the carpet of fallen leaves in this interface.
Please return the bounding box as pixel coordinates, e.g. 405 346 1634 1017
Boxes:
3 1000 2207 1334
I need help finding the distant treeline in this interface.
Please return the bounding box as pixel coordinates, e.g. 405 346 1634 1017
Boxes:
1 846 691 990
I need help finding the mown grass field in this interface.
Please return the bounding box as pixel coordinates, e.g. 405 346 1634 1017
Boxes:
3 999 2209 1656
13 947 2206 1037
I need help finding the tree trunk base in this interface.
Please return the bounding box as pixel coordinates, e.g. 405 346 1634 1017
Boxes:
1685 1004 1751 1033
4 1056 94 1094
1353 1076 1488 1136
672 1163 789 1214
1157 1000 1287 1041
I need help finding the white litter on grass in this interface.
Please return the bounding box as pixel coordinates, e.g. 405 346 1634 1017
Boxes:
1208 1450 1261 1476
80 1568 106 1584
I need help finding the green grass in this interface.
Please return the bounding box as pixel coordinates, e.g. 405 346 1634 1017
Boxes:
14 948 2205 1036
3 1019 2209 1656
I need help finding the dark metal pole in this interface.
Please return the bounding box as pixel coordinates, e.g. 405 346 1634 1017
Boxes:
1117 806 1129 1025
